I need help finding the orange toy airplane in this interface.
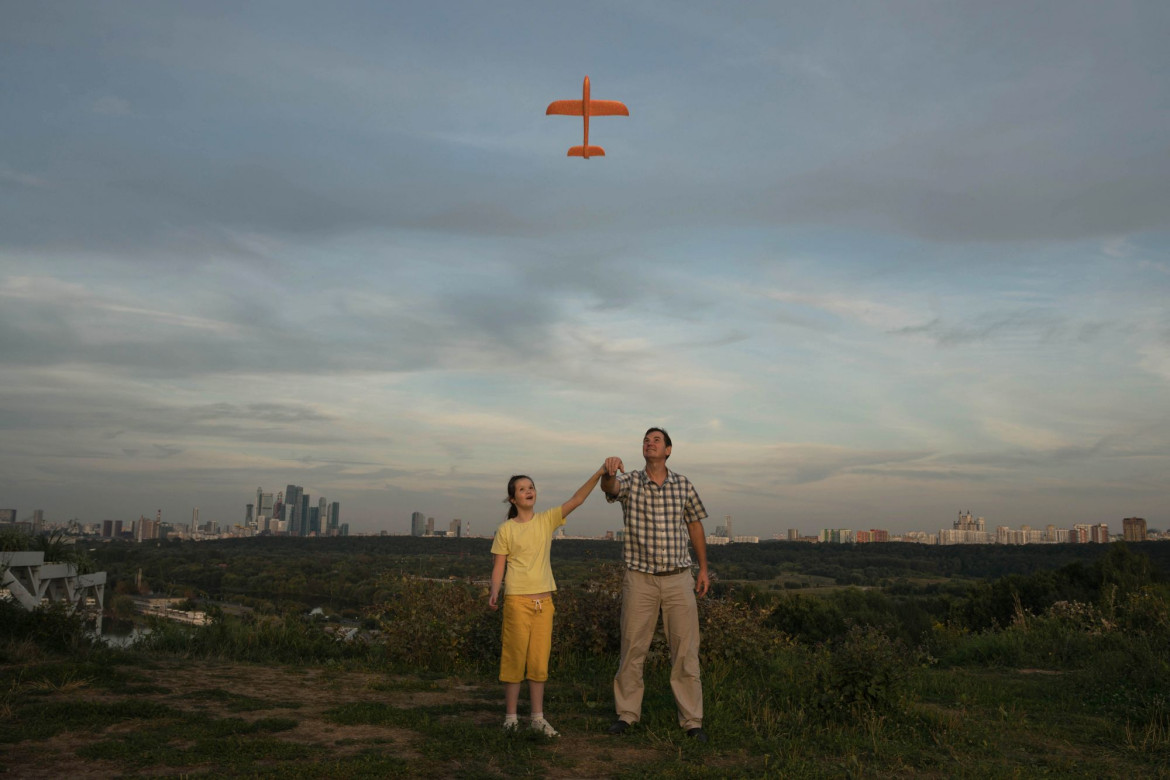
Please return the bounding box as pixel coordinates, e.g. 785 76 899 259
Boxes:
546 76 629 158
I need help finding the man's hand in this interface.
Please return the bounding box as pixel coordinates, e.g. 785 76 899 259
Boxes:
694 568 710 598
603 456 625 476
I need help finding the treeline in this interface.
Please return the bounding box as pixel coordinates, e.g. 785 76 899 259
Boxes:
82 535 1170 616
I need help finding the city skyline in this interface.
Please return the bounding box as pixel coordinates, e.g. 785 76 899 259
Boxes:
2 3 1168 538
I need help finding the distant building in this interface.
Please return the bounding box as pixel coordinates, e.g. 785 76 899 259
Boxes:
449 518 462 537
787 528 798 541
285 484 304 536
940 511 991 544
256 488 275 530
134 515 159 542
1091 523 1110 544
411 511 426 537
714 515 733 539
1123 517 1147 542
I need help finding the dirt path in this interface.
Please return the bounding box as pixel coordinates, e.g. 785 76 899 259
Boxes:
2 660 666 778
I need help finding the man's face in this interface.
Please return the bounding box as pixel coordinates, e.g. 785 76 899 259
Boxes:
643 431 671 461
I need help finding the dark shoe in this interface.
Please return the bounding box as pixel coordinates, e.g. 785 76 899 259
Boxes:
686 727 708 742
608 720 630 735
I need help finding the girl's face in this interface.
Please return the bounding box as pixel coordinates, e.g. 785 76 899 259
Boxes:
510 478 536 511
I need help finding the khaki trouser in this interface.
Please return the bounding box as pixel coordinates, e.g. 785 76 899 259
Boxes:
613 569 703 729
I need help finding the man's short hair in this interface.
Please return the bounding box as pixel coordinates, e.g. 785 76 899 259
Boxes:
645 427 672 448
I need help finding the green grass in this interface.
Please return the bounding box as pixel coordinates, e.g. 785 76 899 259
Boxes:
4 650 1169 778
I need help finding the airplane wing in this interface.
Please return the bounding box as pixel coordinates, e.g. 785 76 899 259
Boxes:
589 100 629 116
545 99 630 116
546 100 584 116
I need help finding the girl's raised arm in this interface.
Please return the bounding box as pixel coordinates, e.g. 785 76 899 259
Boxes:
559 464 607 518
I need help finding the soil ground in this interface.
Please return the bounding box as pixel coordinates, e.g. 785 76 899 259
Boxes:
1 659 669 778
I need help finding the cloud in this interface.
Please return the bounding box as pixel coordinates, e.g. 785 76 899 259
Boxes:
91 96 131 116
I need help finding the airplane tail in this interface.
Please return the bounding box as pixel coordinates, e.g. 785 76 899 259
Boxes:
568 146 605 157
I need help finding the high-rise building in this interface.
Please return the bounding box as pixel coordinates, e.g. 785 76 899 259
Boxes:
426 517 435 536
1123 517 1147 542
1091 523 1110 544
328 502 340 536
134 515 160 542
940 511 991 544
256 488 275 529
245 504 254 525
411 511 426 537
449 518 462 537
787 528 798 541
284 484 304 536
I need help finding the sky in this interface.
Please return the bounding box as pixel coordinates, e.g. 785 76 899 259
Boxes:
2 1 1168 538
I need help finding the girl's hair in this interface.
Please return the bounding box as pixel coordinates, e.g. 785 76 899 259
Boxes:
505 474 534 519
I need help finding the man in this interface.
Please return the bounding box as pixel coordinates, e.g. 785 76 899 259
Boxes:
601 427 710 742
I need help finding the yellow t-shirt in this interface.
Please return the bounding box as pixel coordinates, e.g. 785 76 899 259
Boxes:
491 507 565 596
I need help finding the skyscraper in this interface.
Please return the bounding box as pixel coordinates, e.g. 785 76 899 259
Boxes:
328 501 340 535
285 485 303 536
411 511 426 537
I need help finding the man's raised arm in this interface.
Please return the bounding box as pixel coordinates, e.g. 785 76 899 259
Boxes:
601 456 624 496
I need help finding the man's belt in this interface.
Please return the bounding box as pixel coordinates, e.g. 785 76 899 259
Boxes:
651 566 689 577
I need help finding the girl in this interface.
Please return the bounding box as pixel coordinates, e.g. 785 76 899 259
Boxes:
489 465 606 736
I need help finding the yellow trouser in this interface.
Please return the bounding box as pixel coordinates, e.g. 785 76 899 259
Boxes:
499 594 555 683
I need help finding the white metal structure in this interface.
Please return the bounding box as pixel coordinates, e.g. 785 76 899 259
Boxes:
0 551 106 631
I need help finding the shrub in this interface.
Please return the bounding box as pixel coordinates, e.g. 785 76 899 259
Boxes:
814 624 913 717
550 564 623 660
369 575 499 670
699 597 792 667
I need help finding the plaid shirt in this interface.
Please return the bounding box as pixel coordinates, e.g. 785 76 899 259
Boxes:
607 469 708 574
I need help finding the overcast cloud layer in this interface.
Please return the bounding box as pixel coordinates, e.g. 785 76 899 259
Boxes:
2 1 1168 537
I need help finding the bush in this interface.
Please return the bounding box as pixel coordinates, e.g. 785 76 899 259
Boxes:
814 624 914 717
699 597 791 667
0 601 101 657
369 575 499 670
135 613 366 665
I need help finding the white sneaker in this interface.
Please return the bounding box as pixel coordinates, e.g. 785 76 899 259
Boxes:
529 716 560 737
503 718 520 731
